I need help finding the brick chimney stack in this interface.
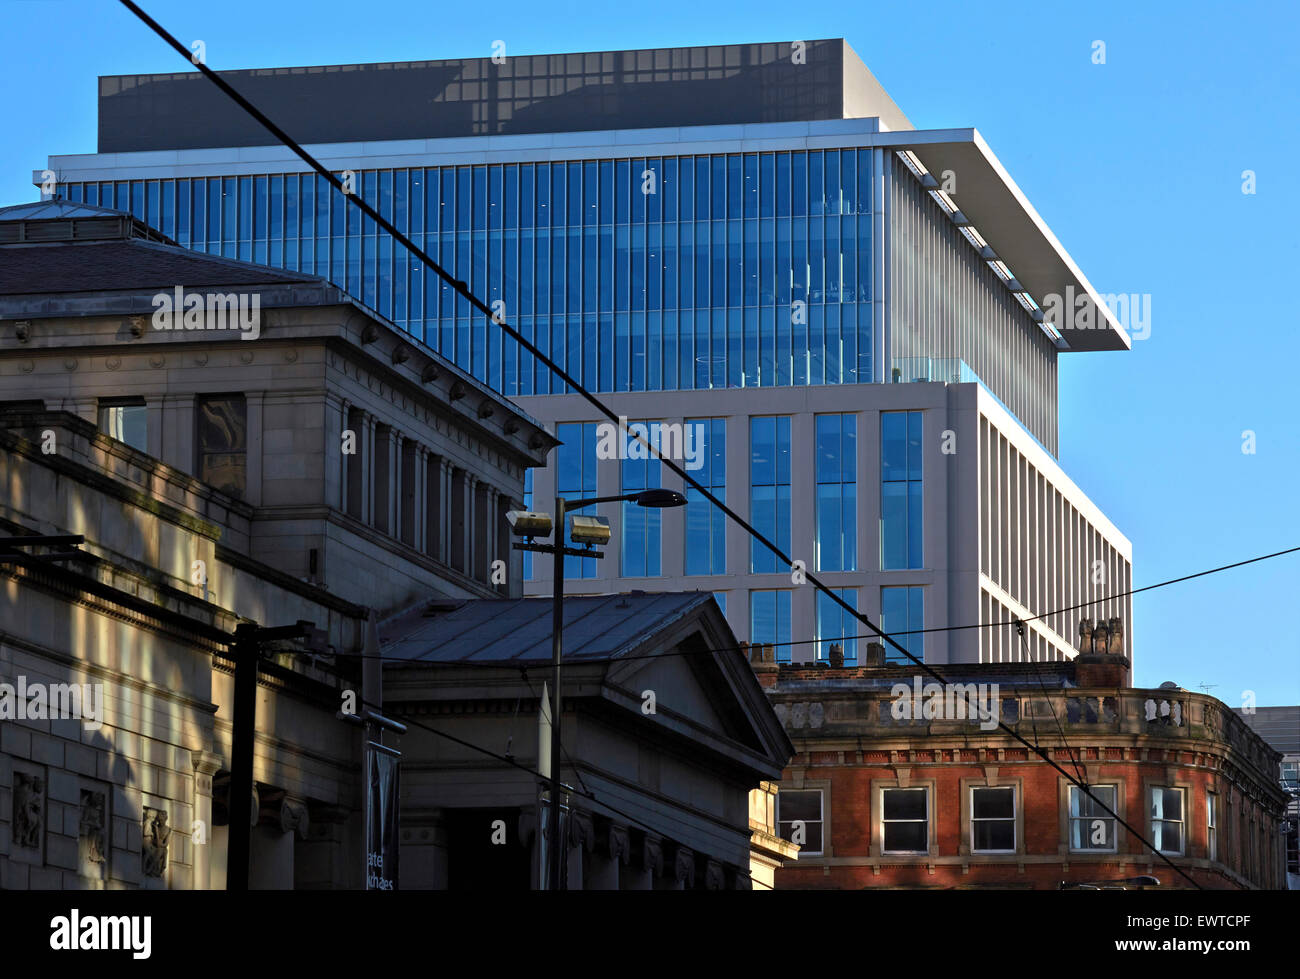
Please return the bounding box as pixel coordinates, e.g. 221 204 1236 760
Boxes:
748 640 779 686
1073 617 1131 687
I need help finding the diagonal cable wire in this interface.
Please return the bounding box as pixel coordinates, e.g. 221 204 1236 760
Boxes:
116 0 1204 888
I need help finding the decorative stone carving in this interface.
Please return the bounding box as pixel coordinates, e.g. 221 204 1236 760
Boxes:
607 824 631 865
673 846 695 887
642 836 664 876
142 807 171 879
13 772 44 849
79 789 107 866
1079 617 1125 655
280 799 310 840
704 859 726 890
568 810 594 852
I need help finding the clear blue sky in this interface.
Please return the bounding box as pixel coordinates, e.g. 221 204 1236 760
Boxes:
3 0 1297 703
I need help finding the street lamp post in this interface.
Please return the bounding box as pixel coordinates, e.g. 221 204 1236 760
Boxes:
508 488 686 890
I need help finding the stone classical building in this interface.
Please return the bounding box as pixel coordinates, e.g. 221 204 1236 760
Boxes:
755 622 1288 889
0 198 553 888
1 199 791 889
379 592 794 888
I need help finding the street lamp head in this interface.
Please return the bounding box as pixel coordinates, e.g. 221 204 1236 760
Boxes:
568 514 611 547
633 489 688 509
506 510 553 538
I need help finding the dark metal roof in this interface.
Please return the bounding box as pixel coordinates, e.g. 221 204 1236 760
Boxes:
0 200 130 220
0 199 177 248
0 236 320 296
379 592 717 666
1233 706 1300 755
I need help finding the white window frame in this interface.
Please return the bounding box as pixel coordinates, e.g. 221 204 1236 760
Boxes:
1207 790 1218 862
1151 785 1186 856
881 786 930 855
969 785 1017 854
1068 783 1119 854
776 788 824 857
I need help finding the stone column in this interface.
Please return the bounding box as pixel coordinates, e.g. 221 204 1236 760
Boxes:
586 821 627 890
566 811 594 890
627 834 662 890
438 459 453 564
362 413 376 525
465 474 479 577
190 750 222 890
161 392 194 474
413 445 427 554
392 430 404 542
331 397 349 513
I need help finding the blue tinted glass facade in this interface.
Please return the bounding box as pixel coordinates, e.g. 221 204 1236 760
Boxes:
750 416 791 573
555 422 600 579
881 410 923 570
751 590 792 663
816 588 858 664
685 418 726 575
815 413 857 571
620 421 661 577
881 585 924 663
61 149 872 396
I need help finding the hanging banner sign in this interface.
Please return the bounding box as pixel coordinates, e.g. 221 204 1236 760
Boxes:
365 741 400 890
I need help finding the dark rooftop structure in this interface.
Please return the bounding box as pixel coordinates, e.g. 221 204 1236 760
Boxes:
378 592 723 665
0 200 317 298
97 39 912 153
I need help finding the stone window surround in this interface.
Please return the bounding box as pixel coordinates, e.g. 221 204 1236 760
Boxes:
871 773 938 858
1143 777 1192 858
775 782 827 858
959 773 1024 857
1056 772 1127 856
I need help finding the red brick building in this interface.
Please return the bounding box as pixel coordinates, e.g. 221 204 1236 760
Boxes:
754 625 1288 890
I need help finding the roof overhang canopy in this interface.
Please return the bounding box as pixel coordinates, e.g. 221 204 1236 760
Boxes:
879 129 1130 352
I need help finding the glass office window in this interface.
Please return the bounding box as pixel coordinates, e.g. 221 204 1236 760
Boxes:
684 418 726 575
815 413 857 571
555 422 600 579
97 399 148 453
711 592 727 617
1069 784 1118 852
750 590 791 663
880 585 924 663
815 588 857 664
881 787 928 854
970 787 1016 853
620 420 661 577
881 410 923 569
777 789 823 855
1206 790 1217 861
196 395 247 499
1151 787 1185 855
750 416 790 573
61 147 874 402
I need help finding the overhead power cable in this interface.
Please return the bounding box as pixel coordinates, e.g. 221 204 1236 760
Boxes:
117 0 1208 888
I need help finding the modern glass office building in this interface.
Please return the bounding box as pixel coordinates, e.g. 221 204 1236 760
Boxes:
42 40 1134 666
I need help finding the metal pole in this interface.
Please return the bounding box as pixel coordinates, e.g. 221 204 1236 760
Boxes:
548 495 565 891
227 622 258 891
